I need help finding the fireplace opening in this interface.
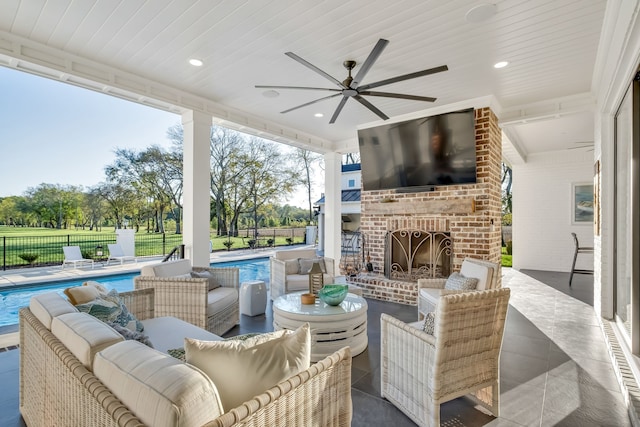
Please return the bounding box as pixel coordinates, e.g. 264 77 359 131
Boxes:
384 230 452 281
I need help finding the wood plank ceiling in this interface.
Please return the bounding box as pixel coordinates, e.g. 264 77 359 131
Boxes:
0 0 607 156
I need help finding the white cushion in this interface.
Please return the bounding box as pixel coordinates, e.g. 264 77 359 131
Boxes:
141 316 222 353
419 287 441 306
140 259 192 277
460 260 492 290
185 323 311 412
94 340 223 427
51 312 124 370
274 249 317 261
29 292 78 330
206 287 238 318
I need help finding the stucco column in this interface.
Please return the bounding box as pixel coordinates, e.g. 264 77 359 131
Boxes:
318 211 325 254
324 152 342 276
182 110 212 267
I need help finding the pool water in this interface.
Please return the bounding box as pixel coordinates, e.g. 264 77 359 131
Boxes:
0 257 270 328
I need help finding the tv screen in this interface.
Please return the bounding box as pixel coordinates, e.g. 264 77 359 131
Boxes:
358 108 476 191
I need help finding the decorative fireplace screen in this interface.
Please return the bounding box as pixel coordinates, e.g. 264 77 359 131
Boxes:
385 230 452 281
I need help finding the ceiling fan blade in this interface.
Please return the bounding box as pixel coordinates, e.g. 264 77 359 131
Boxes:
351 38 389 88
281 93 343 114
359 91 436 102
353 95 389 121
285 52 345 89
329 96 349 124
359 65 448 91
255 85 342 92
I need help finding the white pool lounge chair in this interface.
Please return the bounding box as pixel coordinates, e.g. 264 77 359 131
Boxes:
106 243 137 265
61 246 94 269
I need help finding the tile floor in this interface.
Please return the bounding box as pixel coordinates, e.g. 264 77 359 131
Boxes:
0 268 630 426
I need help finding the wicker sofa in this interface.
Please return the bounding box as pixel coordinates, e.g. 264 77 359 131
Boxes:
134 259 240 336
20 289 353 427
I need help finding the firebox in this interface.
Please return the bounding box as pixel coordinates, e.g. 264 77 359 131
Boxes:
384 230 452 281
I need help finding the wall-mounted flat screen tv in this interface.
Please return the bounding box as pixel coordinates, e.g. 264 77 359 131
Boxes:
358 108 476 192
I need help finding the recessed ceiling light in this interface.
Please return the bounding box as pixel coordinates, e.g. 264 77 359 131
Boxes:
494 61 509 69
262 90 280 98
465 3 497 23
189 59 203 67
314 113 324 118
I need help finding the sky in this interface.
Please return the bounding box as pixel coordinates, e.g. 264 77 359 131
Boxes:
0 67 315 208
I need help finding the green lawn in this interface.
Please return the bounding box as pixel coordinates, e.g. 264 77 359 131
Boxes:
0 226 303 269
501 246 512 267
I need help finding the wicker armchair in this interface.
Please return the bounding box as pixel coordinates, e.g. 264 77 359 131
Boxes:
269 248 335 299
381 287 511 427
134 260 240 336
418 257 499 319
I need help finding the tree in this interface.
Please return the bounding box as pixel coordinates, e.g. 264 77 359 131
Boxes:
501 163 513 216
209 126 246 236
239 137 296 238
292 148 322 224
93 182 137 230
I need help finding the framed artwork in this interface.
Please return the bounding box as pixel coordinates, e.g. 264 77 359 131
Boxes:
572 182 594 224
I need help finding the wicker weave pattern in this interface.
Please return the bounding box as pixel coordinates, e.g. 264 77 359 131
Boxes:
20 288 353 427
134 266 240 335
205 346 353 427
381 287 510 427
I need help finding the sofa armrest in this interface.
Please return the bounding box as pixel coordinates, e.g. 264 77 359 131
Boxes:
417 278 447 290
134 276 208 329
119 288 155 320
205 346 353 427
270 258 287 299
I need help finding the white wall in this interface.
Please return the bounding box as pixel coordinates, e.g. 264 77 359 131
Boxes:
341 170 361 190
512 149 594 272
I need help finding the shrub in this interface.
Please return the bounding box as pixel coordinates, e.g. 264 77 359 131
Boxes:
267 238 275 247
248 239 257 249
81 250 94 259
286 237 293 245
506 240 513 255
19 253 39 264
222 240 234 251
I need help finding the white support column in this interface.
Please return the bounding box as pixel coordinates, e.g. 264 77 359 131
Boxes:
324 152 342 276
182 110 212 267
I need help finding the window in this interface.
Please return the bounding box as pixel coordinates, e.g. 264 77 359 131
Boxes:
348 179 355 188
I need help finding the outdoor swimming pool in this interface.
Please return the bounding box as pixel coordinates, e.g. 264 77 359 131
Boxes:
0 257 270 328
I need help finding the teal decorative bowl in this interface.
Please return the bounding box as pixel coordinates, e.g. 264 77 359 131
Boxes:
318 284 349 306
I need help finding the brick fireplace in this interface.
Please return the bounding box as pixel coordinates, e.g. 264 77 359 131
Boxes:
348 107 503 305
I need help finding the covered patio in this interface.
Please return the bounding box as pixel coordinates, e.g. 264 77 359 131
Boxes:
1 1 639 425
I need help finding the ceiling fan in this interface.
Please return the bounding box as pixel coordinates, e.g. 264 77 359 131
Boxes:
256 38 448 124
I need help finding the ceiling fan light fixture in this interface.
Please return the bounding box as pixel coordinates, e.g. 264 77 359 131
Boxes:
494 61 509 69
262 90 280 98
465 4 497 23
189 58 203 67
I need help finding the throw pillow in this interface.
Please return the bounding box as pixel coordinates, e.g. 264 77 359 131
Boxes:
83 281 109 295
107 321 154 348
422 312 436 335
64 284 101 305
168 333 264 362
185 324 311 412
298 257 326 274
191 270 220 291
75 289 144 332
444 272 479 291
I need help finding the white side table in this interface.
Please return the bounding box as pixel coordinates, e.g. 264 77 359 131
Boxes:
272 291 368 361
239 280 267 316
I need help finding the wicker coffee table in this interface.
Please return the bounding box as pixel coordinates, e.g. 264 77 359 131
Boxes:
272 291 368 361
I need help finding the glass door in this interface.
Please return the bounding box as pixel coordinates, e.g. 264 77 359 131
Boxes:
614 70 640 350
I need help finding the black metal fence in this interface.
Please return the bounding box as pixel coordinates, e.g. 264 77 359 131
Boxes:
1 227 308 270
